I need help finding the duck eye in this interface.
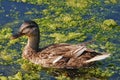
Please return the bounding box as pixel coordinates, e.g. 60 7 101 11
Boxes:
20 26 31 33
26 26 32 28
26 25 35 29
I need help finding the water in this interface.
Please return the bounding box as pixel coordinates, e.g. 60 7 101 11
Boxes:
0 0 120 80
0 0 45 26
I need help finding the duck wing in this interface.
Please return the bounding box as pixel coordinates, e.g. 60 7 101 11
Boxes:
36 43 109 68
40 43 87 58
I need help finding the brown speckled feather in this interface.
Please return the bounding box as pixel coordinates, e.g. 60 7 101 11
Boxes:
22 43 101 69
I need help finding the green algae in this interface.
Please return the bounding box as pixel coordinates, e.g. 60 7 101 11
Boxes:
0 0 120 80
50 32 86 43
104 0 118 4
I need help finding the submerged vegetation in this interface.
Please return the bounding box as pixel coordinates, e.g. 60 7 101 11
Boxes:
0 0 120 80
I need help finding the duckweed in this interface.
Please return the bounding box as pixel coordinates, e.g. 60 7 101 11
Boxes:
0 0 120 80
0 76 7 80
8 72 22 80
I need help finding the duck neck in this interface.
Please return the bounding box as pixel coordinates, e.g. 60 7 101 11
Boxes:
27 34 40 52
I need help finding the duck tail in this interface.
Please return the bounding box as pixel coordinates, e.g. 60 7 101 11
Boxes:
85 53 110 63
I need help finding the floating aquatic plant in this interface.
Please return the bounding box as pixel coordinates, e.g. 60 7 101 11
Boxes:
0 0 120 79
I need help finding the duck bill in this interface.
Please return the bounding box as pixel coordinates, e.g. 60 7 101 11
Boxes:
11 33 24 39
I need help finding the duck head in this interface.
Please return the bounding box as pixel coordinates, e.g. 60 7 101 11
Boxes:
11 20 40 51
11 21 39 39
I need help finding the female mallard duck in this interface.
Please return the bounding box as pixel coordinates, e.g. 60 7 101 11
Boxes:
11 20 110 69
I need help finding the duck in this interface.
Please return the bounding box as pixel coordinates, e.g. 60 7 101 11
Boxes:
11 20 110 69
